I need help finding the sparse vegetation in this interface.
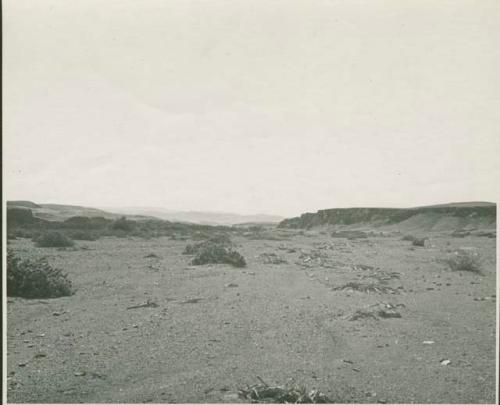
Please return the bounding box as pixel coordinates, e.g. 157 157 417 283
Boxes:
7 252 74 298
445 250 482 273
191 244 246 267
331 230 368 239
412 237 426 247
34 231 74 248
111 216 135 232
238 379 330 403
402 235 426 246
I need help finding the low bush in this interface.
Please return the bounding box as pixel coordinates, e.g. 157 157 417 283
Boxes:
69 230 99 241
402 235 426 246
34 231 74 248
445 250 481 273
412 237 426 247
7 252 74 298
183 235 233 255
191 244 246 267
111 216 135 231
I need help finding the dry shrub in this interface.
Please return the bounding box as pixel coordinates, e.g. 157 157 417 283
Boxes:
412 237 426 247
7 252 74 298
191 244 246 267
239 379 330 403
445 250 481 273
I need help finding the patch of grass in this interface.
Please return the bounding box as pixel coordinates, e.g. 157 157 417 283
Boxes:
34 231 74 248
191 244 246 267
445 250 482 273
7 252 74 298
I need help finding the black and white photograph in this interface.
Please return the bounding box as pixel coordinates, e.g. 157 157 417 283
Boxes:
2 1 499 403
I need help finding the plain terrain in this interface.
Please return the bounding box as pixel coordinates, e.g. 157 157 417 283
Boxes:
6 228 497 403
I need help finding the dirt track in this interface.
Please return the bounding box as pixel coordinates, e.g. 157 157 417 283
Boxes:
6 230 497 403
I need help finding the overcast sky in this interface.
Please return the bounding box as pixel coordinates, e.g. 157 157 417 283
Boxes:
4 0 500 217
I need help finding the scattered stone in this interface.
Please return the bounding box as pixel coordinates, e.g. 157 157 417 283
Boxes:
422 341 435 345
74 371 86 376
260 253 287 265
126 299 159 309
377 309 402 319
440 359 451 366
225 283 238 288
180 298 203 304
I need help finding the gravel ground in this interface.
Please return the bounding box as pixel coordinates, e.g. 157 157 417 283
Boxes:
6 230 497 403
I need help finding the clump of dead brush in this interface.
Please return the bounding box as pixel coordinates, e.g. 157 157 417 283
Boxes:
238 377 330 403
445 249 481 273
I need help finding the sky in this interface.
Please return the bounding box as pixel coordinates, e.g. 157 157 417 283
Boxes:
3 0 500 217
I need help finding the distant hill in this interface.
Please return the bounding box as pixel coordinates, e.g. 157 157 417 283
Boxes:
7 201 42 209
278 202 496 232
100 207 284 226
6 201 283 225
7 201 153 222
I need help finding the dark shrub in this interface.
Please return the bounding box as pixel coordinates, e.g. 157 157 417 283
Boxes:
69 230 99 241
111 216 135 231
191 245 246 267
7 253 74 298
183 234 233 255
34 231 74 247
412 237 426 247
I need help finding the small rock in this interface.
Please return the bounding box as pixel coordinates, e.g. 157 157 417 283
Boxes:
223 393 239 401
422 341 435 345
378 310 401 319
440 359 451 366
74 371 86 377
18 362 28 367
225 283 238 288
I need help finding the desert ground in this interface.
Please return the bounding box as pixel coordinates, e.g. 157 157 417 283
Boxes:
6 228 497 403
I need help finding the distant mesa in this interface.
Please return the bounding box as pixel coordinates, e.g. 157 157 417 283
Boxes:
278 202 496 232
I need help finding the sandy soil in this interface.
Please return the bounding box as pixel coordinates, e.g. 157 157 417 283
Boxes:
6 230 497 403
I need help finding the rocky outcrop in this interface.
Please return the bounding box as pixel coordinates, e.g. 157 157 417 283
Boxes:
278 203 496 229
